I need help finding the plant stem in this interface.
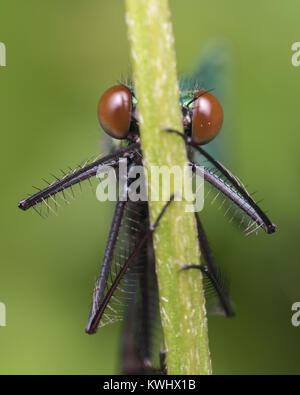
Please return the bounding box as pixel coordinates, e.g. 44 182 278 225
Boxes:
125 0 211 374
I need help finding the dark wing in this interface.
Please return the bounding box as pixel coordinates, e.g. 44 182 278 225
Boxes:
86 199 152 332
120 235 164 375
86 198 165 373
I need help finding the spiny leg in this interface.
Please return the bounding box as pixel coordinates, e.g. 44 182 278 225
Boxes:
18 142 140 211
192 162 270 233
182 213 235 318
164 128 276 234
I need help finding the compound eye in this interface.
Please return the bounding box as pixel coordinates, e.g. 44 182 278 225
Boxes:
192 90 223 145
98 84 132 140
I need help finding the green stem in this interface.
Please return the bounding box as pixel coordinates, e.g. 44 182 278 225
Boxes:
125 0 211 375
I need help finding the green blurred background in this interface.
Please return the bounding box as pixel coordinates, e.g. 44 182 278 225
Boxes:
0 0 299 374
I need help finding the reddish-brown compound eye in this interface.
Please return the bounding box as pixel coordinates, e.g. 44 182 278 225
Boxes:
192 90 224 145
97 84 132 140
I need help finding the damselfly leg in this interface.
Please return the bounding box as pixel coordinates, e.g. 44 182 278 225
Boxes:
18 143 141 213
164 128 276 235
182 213 235 317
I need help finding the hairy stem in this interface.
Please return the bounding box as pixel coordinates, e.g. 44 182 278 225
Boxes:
125 0 211 374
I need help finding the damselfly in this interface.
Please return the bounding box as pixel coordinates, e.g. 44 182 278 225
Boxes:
18 82 276 373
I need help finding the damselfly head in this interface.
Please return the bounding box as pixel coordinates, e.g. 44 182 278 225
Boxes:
183 90 224 145
97 84 135 140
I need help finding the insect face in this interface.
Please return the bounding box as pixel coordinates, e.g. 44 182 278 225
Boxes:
97 84 134 140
